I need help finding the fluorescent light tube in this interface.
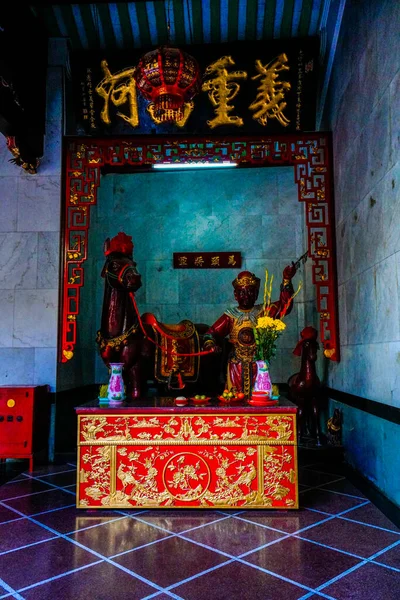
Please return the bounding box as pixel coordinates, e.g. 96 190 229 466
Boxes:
153 161 237 169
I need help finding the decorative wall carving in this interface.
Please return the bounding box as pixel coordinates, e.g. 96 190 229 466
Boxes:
61 134 339 363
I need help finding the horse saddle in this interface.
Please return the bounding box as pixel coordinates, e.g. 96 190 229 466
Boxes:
143 314 200 388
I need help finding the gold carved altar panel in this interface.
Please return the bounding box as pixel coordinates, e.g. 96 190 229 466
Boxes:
77 411 298 509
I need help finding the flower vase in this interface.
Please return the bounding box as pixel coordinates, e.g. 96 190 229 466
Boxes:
107 363 125 405
253 360 272 395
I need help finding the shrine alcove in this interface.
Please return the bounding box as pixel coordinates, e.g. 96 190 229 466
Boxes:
59 159 318 392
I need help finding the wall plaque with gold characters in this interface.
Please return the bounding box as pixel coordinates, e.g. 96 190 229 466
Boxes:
69 39 318 136
173 252 242 269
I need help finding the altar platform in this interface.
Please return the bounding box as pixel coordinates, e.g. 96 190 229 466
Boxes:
76 397 298 510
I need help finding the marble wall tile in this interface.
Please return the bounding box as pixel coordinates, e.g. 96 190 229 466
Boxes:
178 269 234 306
375 0 400 95
390 71 400 162
356 37 380 127
262 214 302 258
338 404 380 484
0 177 18 231
337 284 348 347
356 91 392 202
378 418 400 506
331 80 361 159
95 174 115 217
276 167 298 214
275 308 298 350
331 400 400 507
350 186 385 276
322 0 400 505
34 348 57 390
37 232 60 289
17 176 61 232
325 354 345 390
0 290 14 347
327 10 355 108
336 184 386 287
145 261 179 305
333 144 360 226
13 289 58 348
336 216 356 285
46 67 63 124
113 172 180 217
243 258 283 283
38 122 62 176
332 342 400 406
345 268 376 346
0 232 38 289
160 303 195 324
0 348 35 385
377 162 400 261
180 214 228 252
0 140 22 176
374 254 400 343
211 167 279 215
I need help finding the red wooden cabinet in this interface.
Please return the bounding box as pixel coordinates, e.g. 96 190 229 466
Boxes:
0 386 50 471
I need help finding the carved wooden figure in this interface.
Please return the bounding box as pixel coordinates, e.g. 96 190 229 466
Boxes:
97 232 154 399
97 232 220 398
288 326 321 444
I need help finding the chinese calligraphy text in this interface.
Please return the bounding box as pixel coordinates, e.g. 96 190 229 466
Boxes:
173 252 242 269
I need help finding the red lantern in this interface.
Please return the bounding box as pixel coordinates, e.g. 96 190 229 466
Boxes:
134 46 201 123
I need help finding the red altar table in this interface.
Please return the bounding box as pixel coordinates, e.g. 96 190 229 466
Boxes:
76 397 298 510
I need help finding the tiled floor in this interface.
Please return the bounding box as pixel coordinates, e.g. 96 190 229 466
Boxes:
0 461 399 599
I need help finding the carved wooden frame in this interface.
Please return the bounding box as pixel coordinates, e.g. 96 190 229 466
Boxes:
60 133 339 363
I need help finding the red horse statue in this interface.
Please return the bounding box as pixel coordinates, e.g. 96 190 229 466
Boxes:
96 232 218 398
288 326 321 444
96 232 154 398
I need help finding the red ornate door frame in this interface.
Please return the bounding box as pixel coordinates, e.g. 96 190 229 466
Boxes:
60 133 339 363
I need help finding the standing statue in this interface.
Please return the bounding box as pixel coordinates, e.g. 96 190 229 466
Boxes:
97 232 218 398
202 264 298 397
288 326 321 444
96 232 153 399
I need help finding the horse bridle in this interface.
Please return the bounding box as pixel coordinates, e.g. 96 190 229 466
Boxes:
105 261 138 286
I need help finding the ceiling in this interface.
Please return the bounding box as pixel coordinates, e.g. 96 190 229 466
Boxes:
30 0 328 51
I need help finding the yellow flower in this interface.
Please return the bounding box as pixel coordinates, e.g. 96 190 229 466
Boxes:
256 316 286 331
274 319 286 331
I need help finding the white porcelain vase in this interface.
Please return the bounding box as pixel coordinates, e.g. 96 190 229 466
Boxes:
107 363 125 404
253 360 272 395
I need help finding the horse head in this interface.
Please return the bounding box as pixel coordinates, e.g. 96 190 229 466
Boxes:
293 326 319 362
101 233 142 292
302 338 319 363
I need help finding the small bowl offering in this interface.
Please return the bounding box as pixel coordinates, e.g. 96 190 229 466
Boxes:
218 393 245 403
174 396 188 406
190 395 210 404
